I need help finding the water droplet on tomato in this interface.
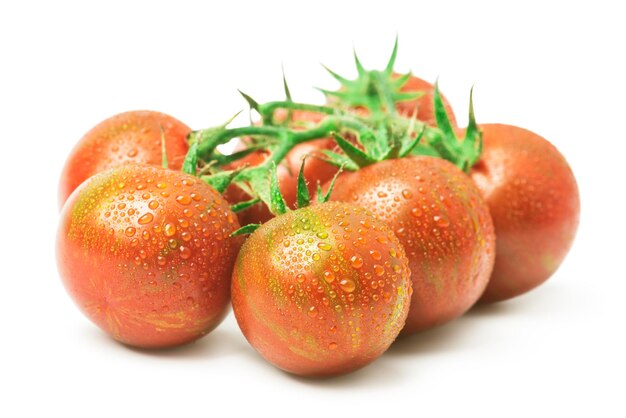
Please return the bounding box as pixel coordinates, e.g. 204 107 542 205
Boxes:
411 207 422 218
328 342 338 350
125 227 136 237
339 278 356 293
176 195 191 205
164 223 176 237
402 189 413 199
350 255 363 269
308 306 318 318
377 191 388 198
148 200 159 210
317 242 332 251
323 271 335 283
138 213 154 225
434 215 450 227
369 250 381 260
374 264 385 276
296 273 306 283
316 231 328 239
179 246 192 259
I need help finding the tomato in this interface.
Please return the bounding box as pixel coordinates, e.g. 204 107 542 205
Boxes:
327 156 495 333
224 110 339 225
231 202 411 376
469 124 580 303
394 73 457 127
57 164 242 348
59 110 191 207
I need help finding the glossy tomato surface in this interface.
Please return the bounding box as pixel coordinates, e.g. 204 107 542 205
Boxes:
328 157 495 333
394 74 457 127
57 164 242 348
59 110 190 207
470 124 580 303
231 202 411 377
225 110 339 225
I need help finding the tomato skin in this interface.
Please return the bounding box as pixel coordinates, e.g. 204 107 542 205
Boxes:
470 124 580 303
231 202 411 377
225 110 339 225
394 74 457 127
57 164 242 348
327 157 495 333
59 110 191 207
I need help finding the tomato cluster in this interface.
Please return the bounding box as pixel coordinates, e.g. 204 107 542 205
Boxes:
55 43 579 377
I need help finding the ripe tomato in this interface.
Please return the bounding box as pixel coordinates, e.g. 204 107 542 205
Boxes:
394 74 457 127
57 164 242 348
327 156 495 333
59 110 191 207
470 124 580 303
225 110 339 225
231 202 411 376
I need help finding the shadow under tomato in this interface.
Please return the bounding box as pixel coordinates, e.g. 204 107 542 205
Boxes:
113 326 251 361
286 357 408 389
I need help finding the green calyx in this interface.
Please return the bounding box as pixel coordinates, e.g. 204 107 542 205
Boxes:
319 37 422 117
418 83 482 171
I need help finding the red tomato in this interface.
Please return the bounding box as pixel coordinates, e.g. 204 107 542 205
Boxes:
394 73 457 127
231 202 411 376
59 110 190 207
327 156 495 333
57 164 242 348
225 110 339 225
470 124 580 303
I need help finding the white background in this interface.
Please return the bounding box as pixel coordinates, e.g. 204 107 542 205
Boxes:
1 1 624 417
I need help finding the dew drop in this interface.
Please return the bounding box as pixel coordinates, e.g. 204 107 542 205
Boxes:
138 213 154 225
316 231 328 239
176 195 192 205
377 191 388 198
180 246 192 259
148 200 159 210
328 342 338 350
402 189 413 199
164 223 176 237
296 273 306 283
323 271 335 283
125 227 136 237
350 255 364 269
434 215 450 227
369 250 382 260
374 264 385 276
308 306 318 318
339 278 356 293
317 242 332 251
411 207 422 218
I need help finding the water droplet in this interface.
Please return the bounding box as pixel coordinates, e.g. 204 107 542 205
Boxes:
411 207 422 218
125 227 136 237
296 273 306 283
127 149 138 158
389 248 397 258
339 278 356 293
377 191 388 198
181 231 192 242
283 240 290 247
312 253 321 261
317 242 332 251
164 223 176 237
328 342 338 350
147 200 159 210
323 271 335 283
156 183 167 189
316 231 328 239
138 213 154 225
402 189 413 199
383 292 392 302
117 203 126 210
418 187 426 194
434 215 450 227
374 264 385 276
308 306 318 318
180 246 192 259
176 195 192 205
369 250 382 260
350 255 364 269
168 239 178 249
